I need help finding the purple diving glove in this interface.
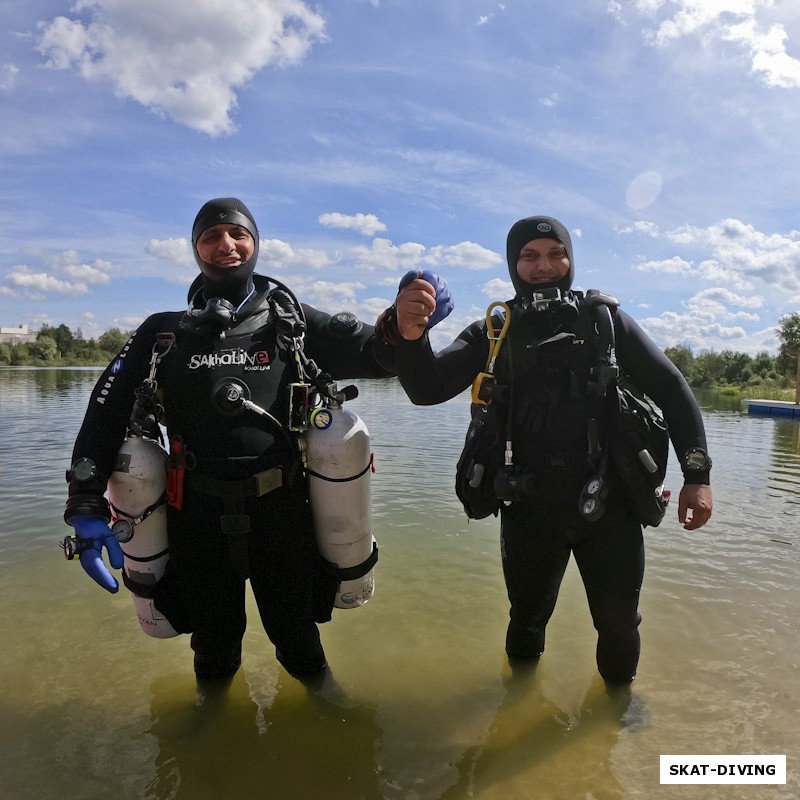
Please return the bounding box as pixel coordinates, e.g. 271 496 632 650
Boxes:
71 515 124 593
398 269 454 329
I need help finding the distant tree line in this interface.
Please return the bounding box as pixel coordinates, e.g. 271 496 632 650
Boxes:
663 346 791 389
0 323 131 366
2 315 800 398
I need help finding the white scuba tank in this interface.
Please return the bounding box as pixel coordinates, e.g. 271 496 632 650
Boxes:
301 403 377 608
107 435 178 638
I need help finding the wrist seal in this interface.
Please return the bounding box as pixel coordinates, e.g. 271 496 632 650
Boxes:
64 493 112 525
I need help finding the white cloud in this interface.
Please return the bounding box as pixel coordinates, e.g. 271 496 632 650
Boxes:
482 277 514 298
724 19 800 88
618 220 660 237
146 237 193 266
630 0 800 89
667 218 800 293
423 241 503 270
637 255 693 274
3 266 89 297
351 238 426 271
318 212 387 236
638 0 757 46
0 64 19 91
260 238 331 269
62 260 113 284
36 0 326 135
0 248 119 300
298 278 365 308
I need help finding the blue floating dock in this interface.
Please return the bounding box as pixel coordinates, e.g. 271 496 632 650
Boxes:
744 399 800 418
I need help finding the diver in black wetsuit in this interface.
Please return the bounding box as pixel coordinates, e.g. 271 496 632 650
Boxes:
390 216 713 684
64 197 398 682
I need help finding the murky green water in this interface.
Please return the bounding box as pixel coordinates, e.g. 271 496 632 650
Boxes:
1 368 798 799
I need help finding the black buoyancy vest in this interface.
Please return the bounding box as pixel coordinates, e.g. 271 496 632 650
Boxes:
496 294 609 477
156 292 300 473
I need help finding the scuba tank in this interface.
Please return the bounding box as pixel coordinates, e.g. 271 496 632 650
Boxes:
107 434 177 637
267 288 379 609
108 333 179 638
300 394 377 608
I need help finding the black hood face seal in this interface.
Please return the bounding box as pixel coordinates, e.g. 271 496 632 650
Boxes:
191 197 260 300
506 216 574 297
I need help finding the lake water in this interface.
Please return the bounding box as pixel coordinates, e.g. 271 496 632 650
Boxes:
1 367 798 800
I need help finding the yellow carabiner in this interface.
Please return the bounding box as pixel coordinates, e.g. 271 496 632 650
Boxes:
485 301 511 373
471 301 511 406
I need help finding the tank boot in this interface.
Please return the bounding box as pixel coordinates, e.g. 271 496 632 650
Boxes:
193 644 242 681
505 621 545 660
276 645 327 679
274 623 327 678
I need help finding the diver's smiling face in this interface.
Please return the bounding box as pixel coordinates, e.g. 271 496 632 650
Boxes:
516 238 571 285
195 224 255 268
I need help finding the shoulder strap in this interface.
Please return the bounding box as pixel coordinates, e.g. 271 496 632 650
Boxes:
585 289 620 395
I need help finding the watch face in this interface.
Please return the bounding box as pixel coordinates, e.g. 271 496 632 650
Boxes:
685 449 709 470
71 457 97 482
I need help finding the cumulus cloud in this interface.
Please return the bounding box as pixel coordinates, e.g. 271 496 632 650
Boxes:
0 64 19 91
724 19 800 88
637 307 752 352
146 237 194 266
424 241 503 270
290 278 366 308
1 250 118 299
260 238 331 269
618 220 661 237
666 218 800 293
637 255 693 274
3 266 89 297
352 238 426 271
482 277 514 298
628 0 800 89
36 0 326 135
347 237 502 273
318 212 387 236
691 286 764 310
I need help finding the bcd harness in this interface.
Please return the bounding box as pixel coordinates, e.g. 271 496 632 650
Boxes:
455 291 670 526
124 281 367 579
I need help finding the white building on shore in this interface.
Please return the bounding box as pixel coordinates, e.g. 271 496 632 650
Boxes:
0 325 38 345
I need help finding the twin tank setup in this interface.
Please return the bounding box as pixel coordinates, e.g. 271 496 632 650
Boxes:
107 390 376 639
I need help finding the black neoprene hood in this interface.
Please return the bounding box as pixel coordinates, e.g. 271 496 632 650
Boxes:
191 197 260 297
506 215 575 297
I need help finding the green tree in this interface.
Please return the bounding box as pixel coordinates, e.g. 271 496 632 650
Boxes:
10 343 29 365
664 345 694 380
0 342 11 365
776 312 800 403
38 323 75 358
751 351 774 379
29 335 59 362
719 350 752 386
98 328 129 356
691 349 726 387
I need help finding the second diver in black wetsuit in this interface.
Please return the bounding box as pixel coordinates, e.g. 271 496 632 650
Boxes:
388 215 713 684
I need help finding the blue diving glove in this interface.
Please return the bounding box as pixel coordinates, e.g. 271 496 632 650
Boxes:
398 269 454 329
71 515 124 593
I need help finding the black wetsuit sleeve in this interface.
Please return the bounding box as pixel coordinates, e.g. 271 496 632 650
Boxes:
614 308 710 484
302 304 395 379
395 321 488 405
68 313 178 494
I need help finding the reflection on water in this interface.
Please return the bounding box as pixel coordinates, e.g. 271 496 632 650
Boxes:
1 368 799 800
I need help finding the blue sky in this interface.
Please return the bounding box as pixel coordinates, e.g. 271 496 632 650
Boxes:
1 0 799 354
